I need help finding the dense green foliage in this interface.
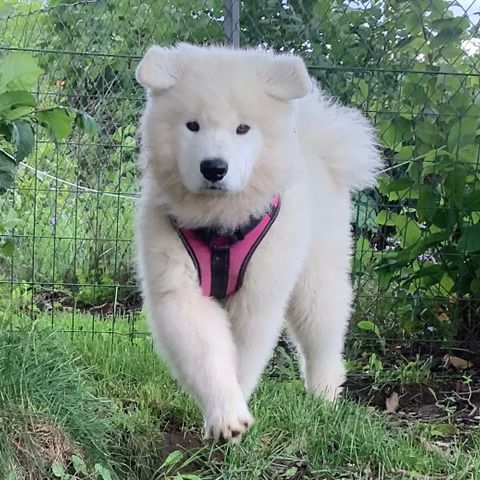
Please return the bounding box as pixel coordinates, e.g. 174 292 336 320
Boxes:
0 51 98 262
0 0 479 339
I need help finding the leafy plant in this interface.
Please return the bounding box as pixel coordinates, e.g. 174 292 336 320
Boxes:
0 51 98 193
51 456 114 480
357 320 386 352
0 51 99 268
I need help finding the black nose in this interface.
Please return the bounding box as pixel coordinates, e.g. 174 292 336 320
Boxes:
200 158 228 182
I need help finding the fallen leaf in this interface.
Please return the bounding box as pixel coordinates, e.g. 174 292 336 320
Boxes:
385 392 399 413
437 311 449 322
443 355 473 370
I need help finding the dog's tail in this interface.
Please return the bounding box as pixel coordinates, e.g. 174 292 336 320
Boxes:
297 86 383 191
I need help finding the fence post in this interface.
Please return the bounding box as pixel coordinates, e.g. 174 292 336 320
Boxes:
223 0 240 47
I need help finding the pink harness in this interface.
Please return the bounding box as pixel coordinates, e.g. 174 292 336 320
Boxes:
171 195 280 300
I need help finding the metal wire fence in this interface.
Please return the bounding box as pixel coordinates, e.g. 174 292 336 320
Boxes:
0 0 479 349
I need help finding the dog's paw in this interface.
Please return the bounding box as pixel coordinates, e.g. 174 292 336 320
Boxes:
204 404 254 443
306 363 346 401
309 382 344 401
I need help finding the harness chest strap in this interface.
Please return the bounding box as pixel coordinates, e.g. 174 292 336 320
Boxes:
171 195 280 300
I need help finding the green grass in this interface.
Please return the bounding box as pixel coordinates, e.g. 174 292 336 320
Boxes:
0 321 113 479
1 314 479 479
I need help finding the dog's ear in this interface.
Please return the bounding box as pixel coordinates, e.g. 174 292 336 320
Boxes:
263 55 311 101
136 45 181 91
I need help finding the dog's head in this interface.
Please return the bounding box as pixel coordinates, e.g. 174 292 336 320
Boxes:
136 43 311 224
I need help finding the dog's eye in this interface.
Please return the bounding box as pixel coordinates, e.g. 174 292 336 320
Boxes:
186 121 200 132
236 124 250 135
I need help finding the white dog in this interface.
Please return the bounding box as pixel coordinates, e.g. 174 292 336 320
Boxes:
135 43 381 443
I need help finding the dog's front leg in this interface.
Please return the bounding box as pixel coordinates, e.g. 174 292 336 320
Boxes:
137 206 253 442
145 288 253 442
229 297 287 401
228 187 310 401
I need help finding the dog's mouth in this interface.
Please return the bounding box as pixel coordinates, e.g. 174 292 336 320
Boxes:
195 180 238 195
200 181 227 193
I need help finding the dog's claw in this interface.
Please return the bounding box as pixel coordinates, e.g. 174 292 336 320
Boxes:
204 409 254 444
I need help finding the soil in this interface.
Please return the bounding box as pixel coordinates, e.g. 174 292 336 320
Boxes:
344 344 480 451
34 289 142 316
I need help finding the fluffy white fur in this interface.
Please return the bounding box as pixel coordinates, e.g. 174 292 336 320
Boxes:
135 43 382 443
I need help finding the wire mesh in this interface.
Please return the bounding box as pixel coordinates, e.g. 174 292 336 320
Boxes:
0 0 479 348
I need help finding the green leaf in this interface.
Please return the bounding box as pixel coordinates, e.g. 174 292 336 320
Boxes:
5 106 34 121
357 320 384 349
0 52 44 92
403 36 428 52
0 90 36 113
0 149 16 193
445 168 466 208
51 461 66 478
464 190 480 212
393 215 422 248
430 28 462 49
417 186 440 223
112 124 136 143
394 146 415 162
379 178 415 200
416 121 442 146
74 111 100 136
378 120 405 152
457 264 474 295
1 237 15 257
403 11 422 34
354 235 373 269
430 17 470 33
35 108 73 140
411 231 450 257
313 1 331 19
357 320 377 333
12 120 34 162
163 449 183 467
376 210 396 227
71 455 88 475
439 274 455 295
447 117 478 152
458 223 480 253
411 264 444 282
94 464 113 480
381 178 415 194
458 144 480 166
431 209 455 230
430 17 468 50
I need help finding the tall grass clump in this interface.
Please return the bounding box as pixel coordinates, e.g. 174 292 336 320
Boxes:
0 319 114 479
